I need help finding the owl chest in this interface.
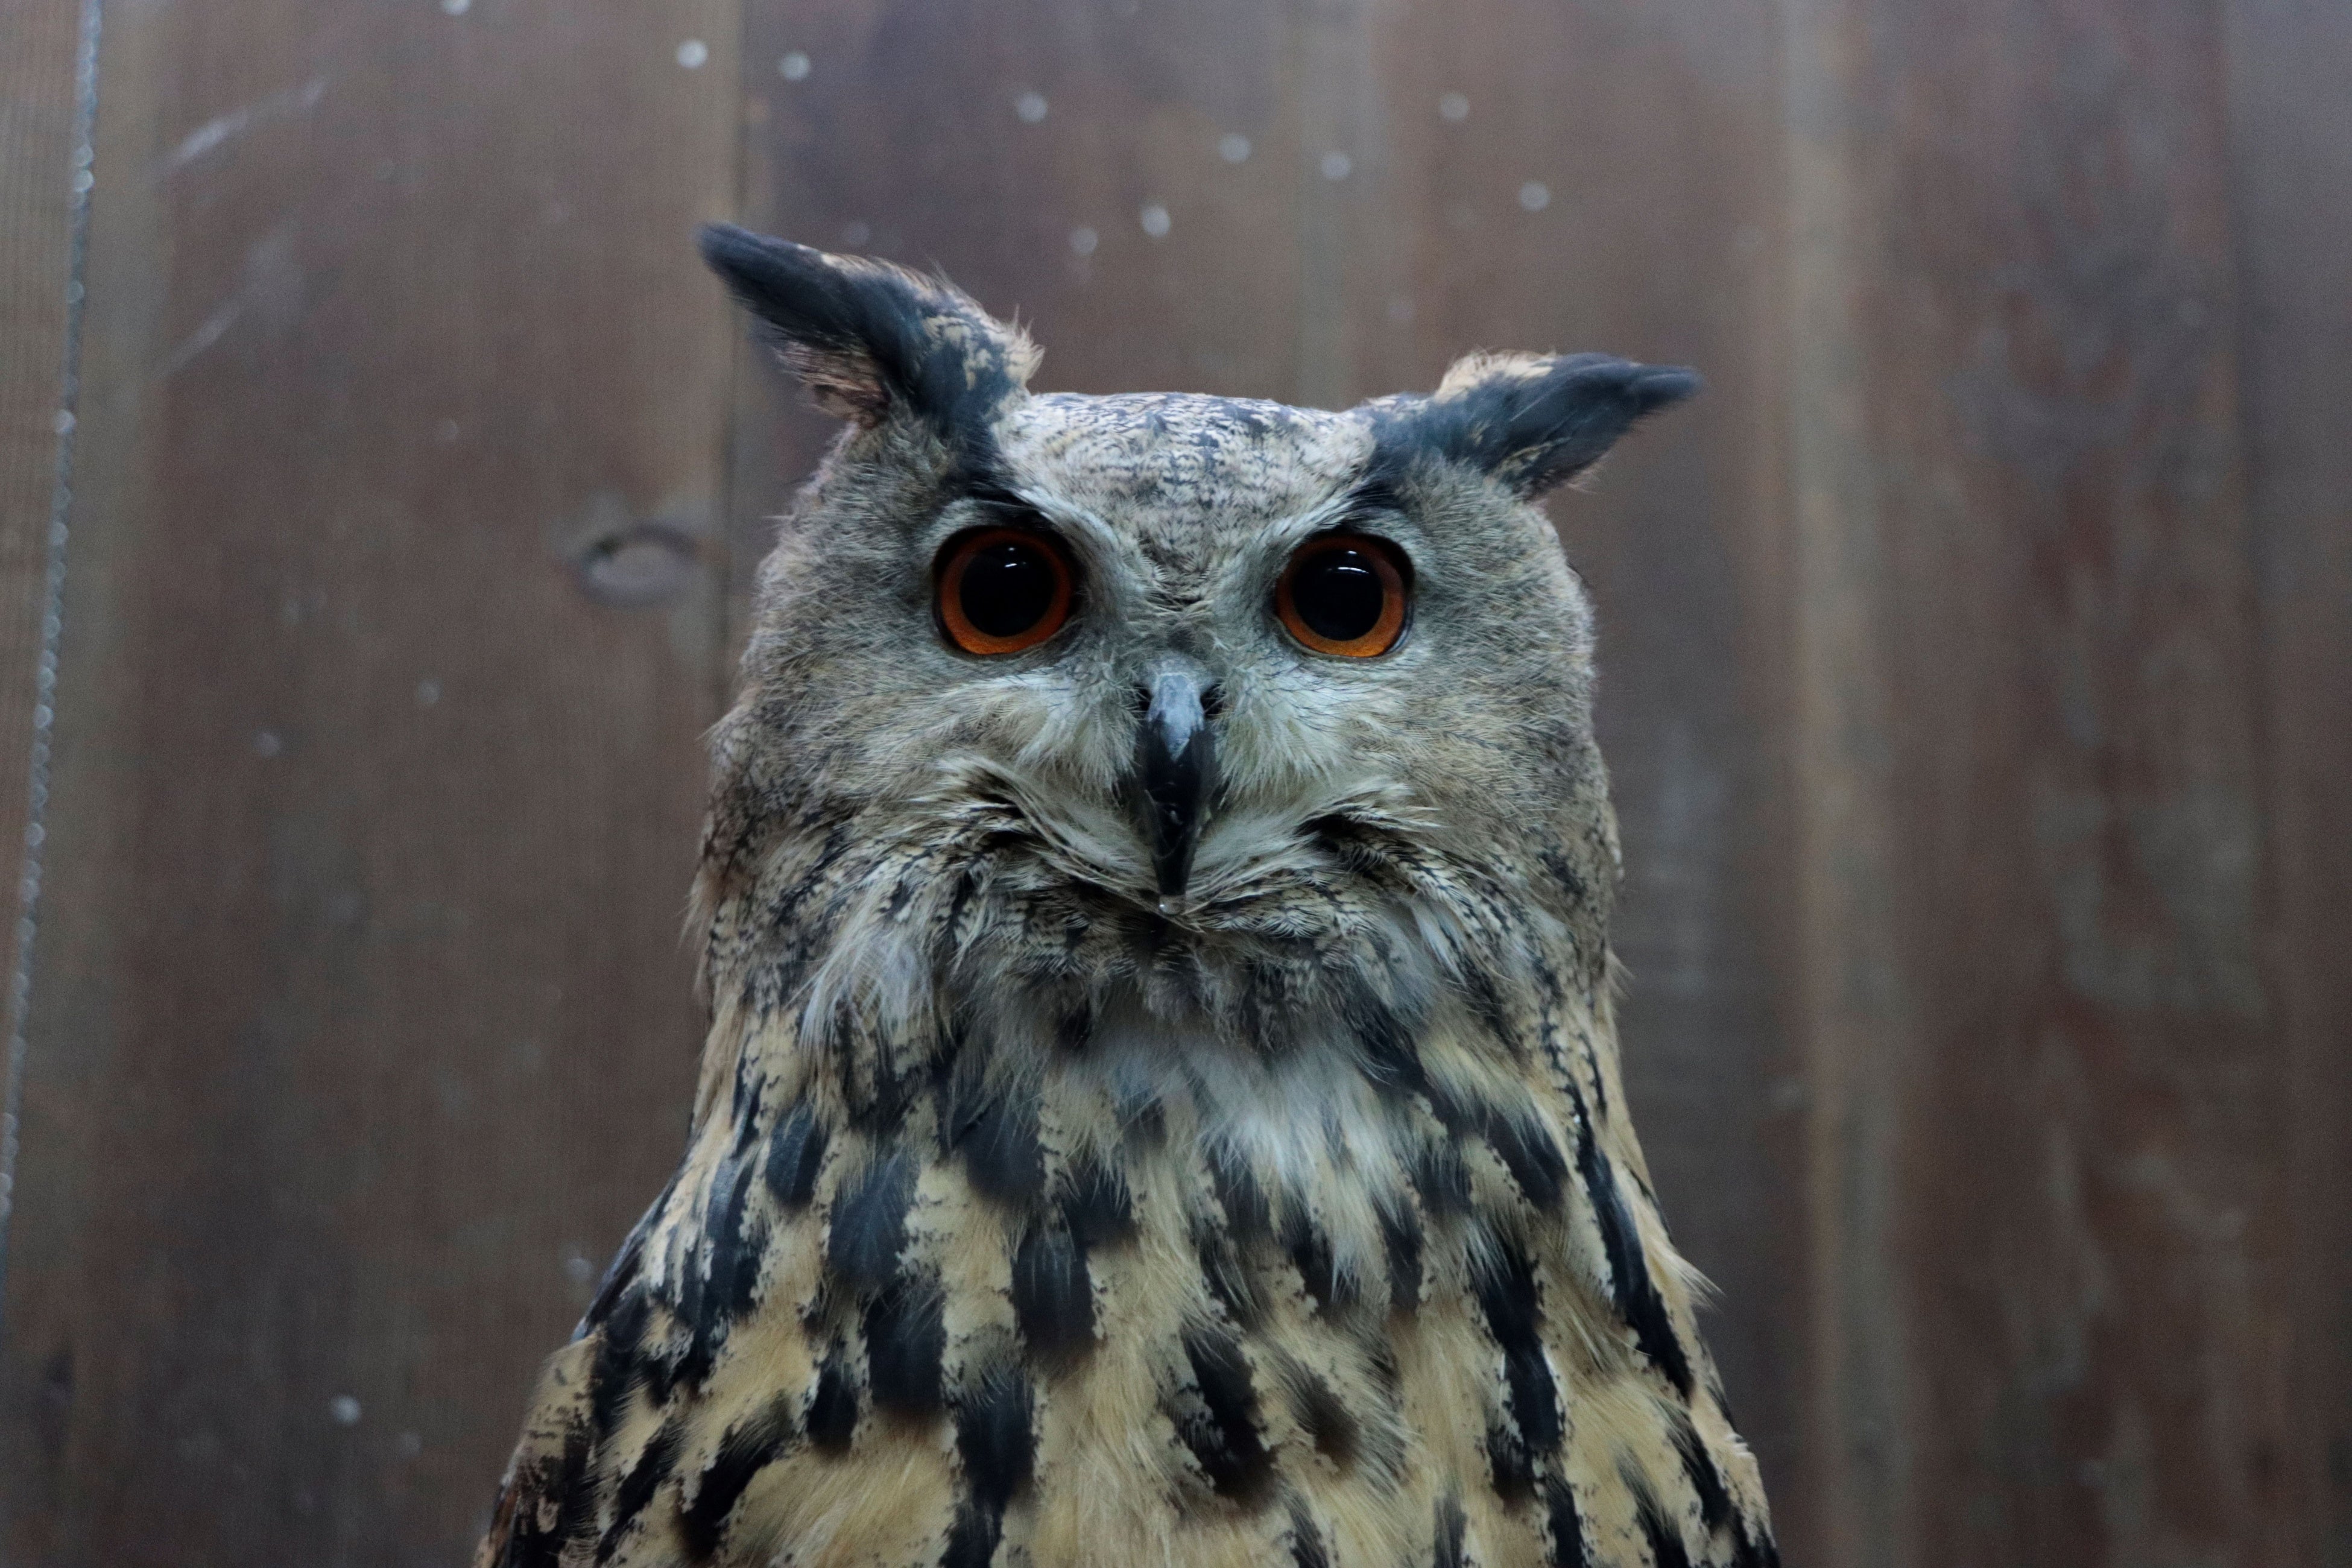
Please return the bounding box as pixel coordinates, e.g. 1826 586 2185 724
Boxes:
582 1101 1669 1568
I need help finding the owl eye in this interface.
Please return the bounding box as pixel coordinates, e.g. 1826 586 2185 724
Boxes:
936 527 1075 656
1276 534 1411 658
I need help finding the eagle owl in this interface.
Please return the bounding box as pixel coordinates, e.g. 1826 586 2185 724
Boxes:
476 224 1775 1568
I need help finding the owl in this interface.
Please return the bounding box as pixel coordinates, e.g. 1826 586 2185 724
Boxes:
474 224 1775 1568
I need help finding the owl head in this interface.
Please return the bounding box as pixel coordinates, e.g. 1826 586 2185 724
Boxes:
694 225 1694 1110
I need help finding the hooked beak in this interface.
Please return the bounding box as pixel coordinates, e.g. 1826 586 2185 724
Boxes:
1134 663 1218 901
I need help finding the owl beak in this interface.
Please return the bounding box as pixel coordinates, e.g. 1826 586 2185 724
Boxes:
1134 663 1218 900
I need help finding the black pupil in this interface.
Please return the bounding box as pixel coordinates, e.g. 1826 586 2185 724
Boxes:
959 539 1056 639
1292 546 1386 643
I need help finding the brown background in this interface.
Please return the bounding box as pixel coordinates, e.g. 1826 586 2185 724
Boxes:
0 0 2344 1564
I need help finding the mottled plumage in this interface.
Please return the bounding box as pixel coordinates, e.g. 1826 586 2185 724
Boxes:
476 225 1774 1568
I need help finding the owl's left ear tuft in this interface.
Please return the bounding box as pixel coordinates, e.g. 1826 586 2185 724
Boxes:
698 223 1039 434
1366 351 1699 498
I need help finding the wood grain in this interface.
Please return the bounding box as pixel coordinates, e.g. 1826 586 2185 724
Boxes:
2224 1 2352 1560
1785 2 2313 1563
0 0 742 1560
0 0 2346 1563
0 0 83 1147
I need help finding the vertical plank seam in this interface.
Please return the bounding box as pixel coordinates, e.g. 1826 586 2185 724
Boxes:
1777 0 1915 1561
715 0 751 713
2218 7 2352 1560
0 0 105 1326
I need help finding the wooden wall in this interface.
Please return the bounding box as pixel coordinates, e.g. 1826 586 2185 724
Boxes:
0 1 2342 1564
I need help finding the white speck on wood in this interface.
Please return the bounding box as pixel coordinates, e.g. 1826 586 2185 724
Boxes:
159 299 242 379
166 77 327 172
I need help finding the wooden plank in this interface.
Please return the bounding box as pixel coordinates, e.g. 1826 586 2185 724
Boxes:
1785 1 2306 1562
0 0 84 1217
730 0 1815 1553
0 0 742 1560
1778 4 1918 1558
1766 2 1905 1554
2222 2 2352 1561
11 1 2336 1563
1363 4 1816 1553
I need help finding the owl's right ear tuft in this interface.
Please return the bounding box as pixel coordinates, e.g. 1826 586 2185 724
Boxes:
698 223 1038 433
1365 351 1699 498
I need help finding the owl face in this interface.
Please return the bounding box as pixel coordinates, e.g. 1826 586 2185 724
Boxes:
700 227 1695 1066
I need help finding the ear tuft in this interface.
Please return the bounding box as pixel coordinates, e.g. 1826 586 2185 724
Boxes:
698 223 1038 432
1368 350 1699 498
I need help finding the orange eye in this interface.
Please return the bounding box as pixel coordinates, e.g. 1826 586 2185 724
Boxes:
936 528 1075 656
1276 534 1411 657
